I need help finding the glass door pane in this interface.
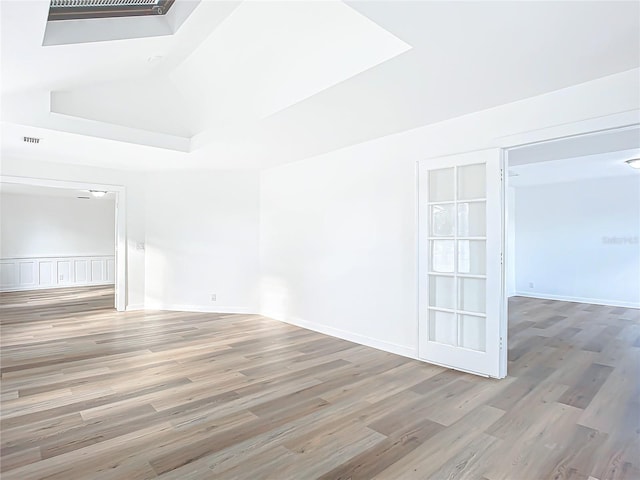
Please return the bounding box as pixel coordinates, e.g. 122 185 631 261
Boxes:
458 202 486 237
457 240 486 275
429 310 456 346
458 163 485 200
429 168 454 202
429 275 455 309
430 204 455 236
426 162 487 352
459 314 486 352
431 240 455 273
458 277 486 313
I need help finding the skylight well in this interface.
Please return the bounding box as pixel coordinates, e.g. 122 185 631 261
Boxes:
43 0 199 46
48 0 175 21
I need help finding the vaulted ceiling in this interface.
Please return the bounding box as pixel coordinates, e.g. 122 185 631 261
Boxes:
1 0 639 170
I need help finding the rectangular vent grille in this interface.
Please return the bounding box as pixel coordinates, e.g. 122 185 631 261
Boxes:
23 136 41 144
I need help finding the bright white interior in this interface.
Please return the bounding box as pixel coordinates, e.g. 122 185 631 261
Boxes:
507 129 640 308
144 170 260 313
2 0 638 165
0 188 117 292
1 1 639 367
0 190 115 257
511 176 639 307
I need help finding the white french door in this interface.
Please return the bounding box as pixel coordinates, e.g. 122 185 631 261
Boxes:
418 148 505 378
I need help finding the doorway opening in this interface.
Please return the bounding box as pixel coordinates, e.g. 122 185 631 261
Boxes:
502 125 640 376
0 176 126 311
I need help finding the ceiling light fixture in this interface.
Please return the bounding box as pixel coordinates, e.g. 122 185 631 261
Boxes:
89 190 107 198
625 158 640 169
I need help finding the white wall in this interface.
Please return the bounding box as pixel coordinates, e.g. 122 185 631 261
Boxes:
513 176 640 307
144 170 260 313
259 69 640 358
0 193 114 258
0 158 146 307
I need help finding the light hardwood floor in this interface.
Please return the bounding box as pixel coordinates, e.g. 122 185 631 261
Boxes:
1 286 638 479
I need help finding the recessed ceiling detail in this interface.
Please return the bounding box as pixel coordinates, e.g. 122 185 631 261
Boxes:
48 0 175 21
42 0 200 46
172 1 412 128
0 0 638 170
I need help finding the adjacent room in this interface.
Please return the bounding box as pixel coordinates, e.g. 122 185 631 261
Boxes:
1 0 639 479
0 184 116 301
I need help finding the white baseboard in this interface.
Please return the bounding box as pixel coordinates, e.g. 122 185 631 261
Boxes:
262 311 418 360
514 291 639 309
143 303 256 315
0 281 114 293
125 304 145 311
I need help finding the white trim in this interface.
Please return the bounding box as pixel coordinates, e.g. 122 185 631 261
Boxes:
2 255 114 260
495 110 640 149
265 312 418 360
1 281 114 293
0 175 127 311
513 292 639 309
125 304 145 311
143 303 256 315
498 150 508 379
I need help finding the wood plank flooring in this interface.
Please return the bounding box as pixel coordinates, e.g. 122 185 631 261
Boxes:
1 287 638 479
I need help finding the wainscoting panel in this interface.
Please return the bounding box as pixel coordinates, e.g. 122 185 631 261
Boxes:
0 255 115 292
58 260 72 285
106 258 115 283
91 260 103 283
19 262 36 286
0 262 17 288
75 260 88 283
39 261 54 286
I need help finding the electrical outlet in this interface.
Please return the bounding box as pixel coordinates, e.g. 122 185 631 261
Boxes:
528 282 534 288
59 275 64 281
210 294 217 301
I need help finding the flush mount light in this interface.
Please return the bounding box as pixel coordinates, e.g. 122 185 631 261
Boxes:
625 158 640 169
89 190 107 198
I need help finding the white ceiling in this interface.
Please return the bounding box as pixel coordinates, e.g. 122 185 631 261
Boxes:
1 0 639 171
508 127 640 187
509 150 640 187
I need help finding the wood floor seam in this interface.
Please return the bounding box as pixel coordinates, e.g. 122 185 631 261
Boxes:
1 287 638 479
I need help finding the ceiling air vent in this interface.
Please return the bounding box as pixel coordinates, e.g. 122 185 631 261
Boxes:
23 136 41 144
48 0 175 21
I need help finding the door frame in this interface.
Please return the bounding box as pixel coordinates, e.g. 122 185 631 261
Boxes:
416 110 639 379
496 110 640 378
0 175 127 311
